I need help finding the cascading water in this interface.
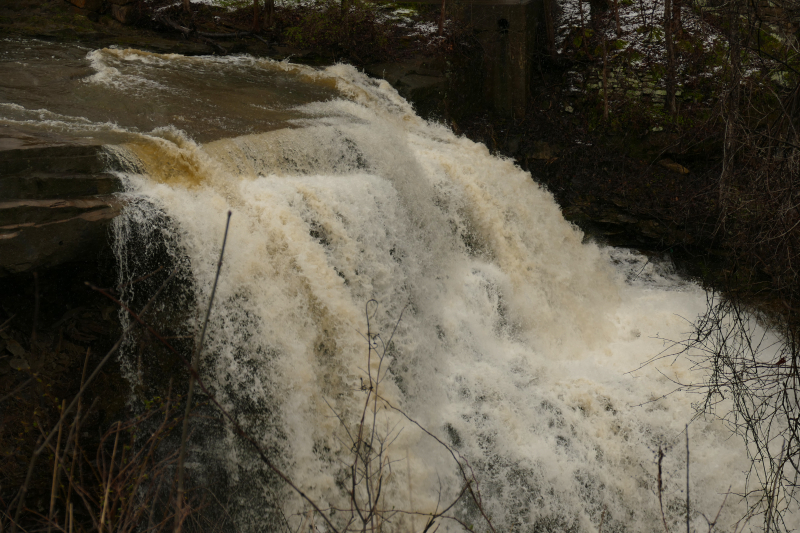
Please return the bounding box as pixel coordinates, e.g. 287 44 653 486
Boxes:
2 40 790 532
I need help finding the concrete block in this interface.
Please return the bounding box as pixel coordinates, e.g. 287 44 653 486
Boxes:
468 0 538 118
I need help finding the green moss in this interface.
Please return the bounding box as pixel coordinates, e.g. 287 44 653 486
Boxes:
612 39 627 50
648 26 664 41
626 49 644 62
284 25 304 45
649 63 665 79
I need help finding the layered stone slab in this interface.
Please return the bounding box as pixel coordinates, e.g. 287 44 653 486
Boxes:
0 128 123 277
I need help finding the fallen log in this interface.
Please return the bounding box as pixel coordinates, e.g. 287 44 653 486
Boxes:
197 35 228 55
156 14 227 54
156 14 271 49
155 13 192 35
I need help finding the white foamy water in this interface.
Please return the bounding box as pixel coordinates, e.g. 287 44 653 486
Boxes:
109 62 757 532
2 43 788 532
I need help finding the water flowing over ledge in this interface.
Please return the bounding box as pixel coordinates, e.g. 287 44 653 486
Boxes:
1 42 784 532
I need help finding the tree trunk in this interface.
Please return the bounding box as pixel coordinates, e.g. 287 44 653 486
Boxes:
603 37 609 120
614 0 621 36
544 0 556 58
265 0 274 28
439 0 446 36
589 0 609 27
182 0 190 12
638 0 647 29
672 0 682 38
720 10 741 211
664 0 677 116
252 0 261 32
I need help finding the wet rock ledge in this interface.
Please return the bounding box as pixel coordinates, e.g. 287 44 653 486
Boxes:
0 128 122 277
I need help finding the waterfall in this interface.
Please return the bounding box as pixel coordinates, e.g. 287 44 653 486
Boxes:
1 42 776 532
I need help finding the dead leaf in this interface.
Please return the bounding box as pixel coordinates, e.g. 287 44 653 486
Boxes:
658 158 689 174
6 339 25 358
9 358 30 371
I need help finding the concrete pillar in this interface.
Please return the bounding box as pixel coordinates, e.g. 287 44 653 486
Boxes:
466 0 542 118
395 0 549 118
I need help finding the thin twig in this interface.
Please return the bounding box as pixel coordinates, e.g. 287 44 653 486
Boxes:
686 425 690 533
377 394 497 533
99 422 122 533
175 210 231 533
66 349 91 519
0 313 16 332
46 400 67 533
107 274 342 533
9 269 179 533
30 272 39 344
0 378 33 405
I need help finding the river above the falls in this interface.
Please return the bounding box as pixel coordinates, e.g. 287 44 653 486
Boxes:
0 39 338 143
1 39 788 533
